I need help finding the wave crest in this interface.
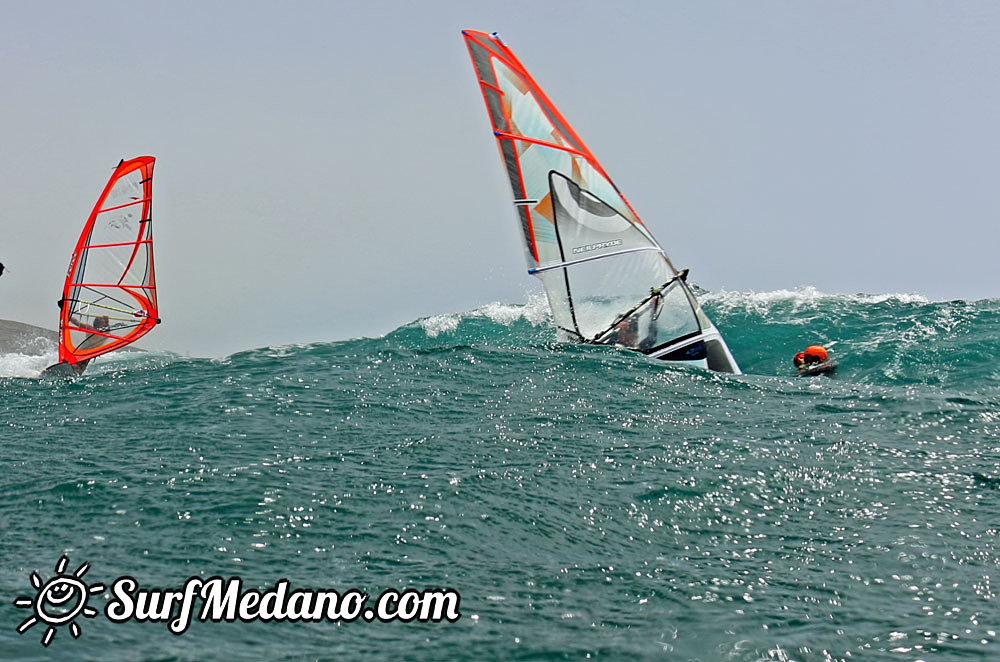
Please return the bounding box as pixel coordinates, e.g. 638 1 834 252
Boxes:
419 293 550 338
702 286 930 312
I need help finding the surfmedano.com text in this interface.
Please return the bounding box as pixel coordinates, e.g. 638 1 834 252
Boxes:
106 576 461 634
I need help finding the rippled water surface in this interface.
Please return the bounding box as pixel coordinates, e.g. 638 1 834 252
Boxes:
2 291 999 660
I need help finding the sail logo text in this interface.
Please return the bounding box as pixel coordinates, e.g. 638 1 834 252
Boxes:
572 239 622 255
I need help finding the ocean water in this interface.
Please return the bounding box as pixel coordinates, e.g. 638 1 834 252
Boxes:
2 289 999 661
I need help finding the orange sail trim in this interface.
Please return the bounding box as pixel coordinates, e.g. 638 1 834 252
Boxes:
493 131 590 157
57 156 159 366
462 30 654 268
465 31 605 170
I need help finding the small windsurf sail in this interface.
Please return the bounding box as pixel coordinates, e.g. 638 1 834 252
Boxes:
462 30 740 373
49 156 160 375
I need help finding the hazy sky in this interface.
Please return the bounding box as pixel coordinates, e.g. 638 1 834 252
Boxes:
2 1 998 357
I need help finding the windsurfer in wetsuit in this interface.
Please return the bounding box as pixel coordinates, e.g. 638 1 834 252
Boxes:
794 345 829 368
610 316 640 348
58 299 111 333
72 314 111 333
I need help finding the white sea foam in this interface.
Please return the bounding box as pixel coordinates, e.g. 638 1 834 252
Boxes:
418 287 938 340
419 293 551 338
0 350 57 378
0 334 58 378
0 341 168 379
703 286 930 312
419 313 462 338
477 292 550 326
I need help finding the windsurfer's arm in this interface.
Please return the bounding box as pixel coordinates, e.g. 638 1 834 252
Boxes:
58 299 89 328
69 315 94 331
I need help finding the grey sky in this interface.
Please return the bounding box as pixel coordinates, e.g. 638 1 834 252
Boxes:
2 1 997 357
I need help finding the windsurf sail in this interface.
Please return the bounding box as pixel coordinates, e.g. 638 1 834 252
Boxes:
462 30 740 373
52 156 160 373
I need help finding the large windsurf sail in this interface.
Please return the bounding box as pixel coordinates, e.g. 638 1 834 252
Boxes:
462 30 740 373
49 156 160 375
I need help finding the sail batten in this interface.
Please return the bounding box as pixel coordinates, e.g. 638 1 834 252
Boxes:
493 131 590 157
98 198 149 214
80 239 152 251
69 282 156 290
51 156 160 373
528 246 663 274
463 30 740 373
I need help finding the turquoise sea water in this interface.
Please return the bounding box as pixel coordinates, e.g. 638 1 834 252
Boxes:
2 289 1000 661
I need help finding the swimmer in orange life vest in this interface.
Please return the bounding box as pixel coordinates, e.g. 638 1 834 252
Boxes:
794 345 828 368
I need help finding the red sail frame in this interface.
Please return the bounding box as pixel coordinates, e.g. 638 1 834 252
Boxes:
461 29 668 270
57 156 159 366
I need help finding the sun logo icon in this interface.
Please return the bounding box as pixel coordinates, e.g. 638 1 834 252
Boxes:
14 555 105 647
